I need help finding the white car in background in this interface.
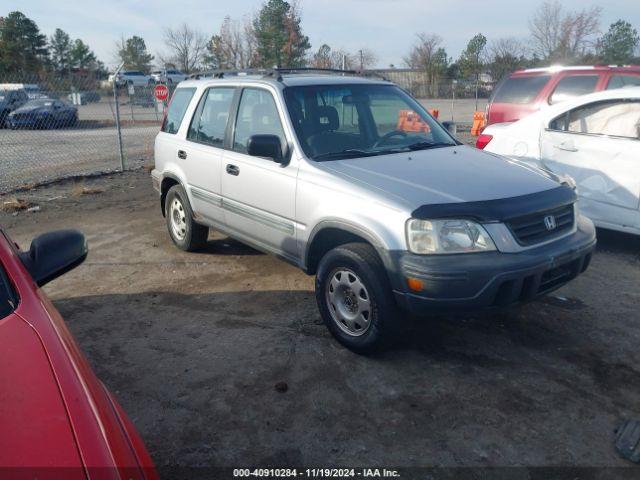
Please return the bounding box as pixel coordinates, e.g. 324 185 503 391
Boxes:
150 69 188 84
108 70 153 87
479 87 640 235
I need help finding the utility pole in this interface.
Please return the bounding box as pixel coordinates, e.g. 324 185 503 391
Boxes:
112 62 125 171
359 49 364 70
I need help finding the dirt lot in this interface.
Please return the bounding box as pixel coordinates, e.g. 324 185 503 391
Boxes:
1 170 640 476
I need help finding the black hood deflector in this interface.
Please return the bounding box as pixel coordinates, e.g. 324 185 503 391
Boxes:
411 185 577 222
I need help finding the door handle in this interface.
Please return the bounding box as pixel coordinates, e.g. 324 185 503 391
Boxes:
226 164 240 176
553 142 578 152
177 150 187 159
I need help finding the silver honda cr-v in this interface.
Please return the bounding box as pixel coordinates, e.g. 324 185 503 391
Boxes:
151 69 596 353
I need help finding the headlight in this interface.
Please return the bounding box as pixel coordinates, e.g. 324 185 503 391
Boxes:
406 219 496 254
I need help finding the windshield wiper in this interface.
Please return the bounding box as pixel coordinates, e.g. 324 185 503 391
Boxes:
313 149 380 161
404 141 455 151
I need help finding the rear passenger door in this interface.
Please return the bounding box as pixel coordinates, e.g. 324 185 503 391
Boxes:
184 87 236 224
541 99 640 227
221 87 298 260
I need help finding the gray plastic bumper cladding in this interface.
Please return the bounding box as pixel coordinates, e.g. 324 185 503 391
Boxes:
390 216 596 313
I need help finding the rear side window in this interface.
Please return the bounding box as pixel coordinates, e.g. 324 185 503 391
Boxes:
162 88 196 134
233 88 286 154
0 263 18 320
187 87 235 146
549 75 599 105
607 74 640 90
491 75 550 104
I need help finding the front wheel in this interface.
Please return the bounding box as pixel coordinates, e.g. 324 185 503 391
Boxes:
315 242 401 354
165 185 209 251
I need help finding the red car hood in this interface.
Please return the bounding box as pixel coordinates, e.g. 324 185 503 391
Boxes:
0 313 85 478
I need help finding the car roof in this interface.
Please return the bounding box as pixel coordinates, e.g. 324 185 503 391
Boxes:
513 65 640 75
178 73 390 90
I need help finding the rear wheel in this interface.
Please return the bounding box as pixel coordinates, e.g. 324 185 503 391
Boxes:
165 185 209 251
315 242 401 354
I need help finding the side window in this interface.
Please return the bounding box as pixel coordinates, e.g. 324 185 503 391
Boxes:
549 75 599 105
607 75 640 90
233 88 285 154
161 87 196 134
0 263 18 320
187 87 234 146
551 100 640 139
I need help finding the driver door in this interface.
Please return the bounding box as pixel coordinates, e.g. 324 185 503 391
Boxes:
220 87 299 260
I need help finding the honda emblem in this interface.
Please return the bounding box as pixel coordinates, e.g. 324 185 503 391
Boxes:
544 215 557 231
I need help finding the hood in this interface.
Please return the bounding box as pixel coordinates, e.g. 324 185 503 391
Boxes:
0 313 84 473
318 145 561 209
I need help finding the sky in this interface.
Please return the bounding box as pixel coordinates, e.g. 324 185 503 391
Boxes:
5 0 638 69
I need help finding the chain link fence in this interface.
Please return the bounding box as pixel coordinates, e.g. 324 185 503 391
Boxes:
0 69 491 194
0 72 168 193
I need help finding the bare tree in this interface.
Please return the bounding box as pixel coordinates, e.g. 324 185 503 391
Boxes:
162 24 208 73
207 16 257 70
489 37 526 59
404 33 449 96
487 37 528 81
356 48 377 70
309 45 375 70
529 1 602 62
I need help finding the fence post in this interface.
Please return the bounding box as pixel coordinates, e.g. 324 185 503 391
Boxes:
112 62 125 171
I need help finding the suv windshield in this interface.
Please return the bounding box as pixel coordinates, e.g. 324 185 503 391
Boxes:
284 84 456 161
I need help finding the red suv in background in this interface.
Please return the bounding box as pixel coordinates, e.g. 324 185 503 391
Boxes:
486 65 640 126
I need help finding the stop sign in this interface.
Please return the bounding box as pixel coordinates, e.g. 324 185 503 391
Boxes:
154 84 169 102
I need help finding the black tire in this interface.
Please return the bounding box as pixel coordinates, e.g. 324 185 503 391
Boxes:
315 242 401 354
164 184 209 251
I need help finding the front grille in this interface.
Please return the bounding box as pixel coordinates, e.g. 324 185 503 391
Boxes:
507 204 574 246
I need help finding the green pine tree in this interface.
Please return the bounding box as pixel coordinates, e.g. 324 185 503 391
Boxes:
253 0 310 68
0 11 48 75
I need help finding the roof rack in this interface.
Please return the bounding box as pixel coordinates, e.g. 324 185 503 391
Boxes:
188 67 389 82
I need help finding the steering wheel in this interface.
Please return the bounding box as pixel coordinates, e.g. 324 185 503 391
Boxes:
373 130 408 148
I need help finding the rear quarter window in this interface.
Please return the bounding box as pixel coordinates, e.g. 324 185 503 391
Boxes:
607 74 640 90
491 75 551 104
162 88 196 135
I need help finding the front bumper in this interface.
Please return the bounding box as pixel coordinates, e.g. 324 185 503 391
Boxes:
391 215 596 313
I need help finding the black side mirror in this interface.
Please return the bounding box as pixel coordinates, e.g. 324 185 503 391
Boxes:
442 121 457 136
247 134 285 163
19 230 88 286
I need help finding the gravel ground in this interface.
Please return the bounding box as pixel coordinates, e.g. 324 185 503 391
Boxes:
1 170 639 478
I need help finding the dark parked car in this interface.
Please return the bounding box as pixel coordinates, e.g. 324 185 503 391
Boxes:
6 98 78 129
0 88 29 127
